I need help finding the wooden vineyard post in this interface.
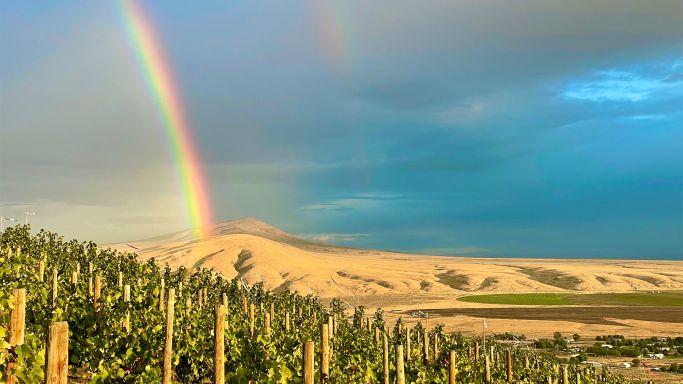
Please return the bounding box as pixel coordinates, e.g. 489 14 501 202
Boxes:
303 341 314 384
38 260 45 282
524 355 530 369
269 302 274 324
321 324 330 382
562 365 569 384
223 293 228 307
88 262 93 297
475 341 480 360
7 288 26 384
94 275 101 309
118 271 123 288
203 287 207 306
123 284 131 301
160 278 165 313
186 297 192 314
405 328 411 362
178 282 183 298
214 305 226 384
396 345 405 384
449 350 456 384
382 332 389 384
71 270 78 287
505 349 512 382
484 355 491 383
198 288 203 309
576 371 581 384
162 288 175 384
265 312 271 335
52 269 58 307
242 297 248 314
123 284 131 332
45 321 68 384
422 330 428 365
9 289 26 344
285 311 291 332
328 315 334 339
433 333 439 363
249 303 255 336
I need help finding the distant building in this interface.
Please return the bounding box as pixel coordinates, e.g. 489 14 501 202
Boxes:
619 362 631 368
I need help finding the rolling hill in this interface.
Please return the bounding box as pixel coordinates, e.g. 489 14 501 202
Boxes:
108 218 683 299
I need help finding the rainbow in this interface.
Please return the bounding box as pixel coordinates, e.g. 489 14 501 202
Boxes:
119 0 213 237
309 1 354 73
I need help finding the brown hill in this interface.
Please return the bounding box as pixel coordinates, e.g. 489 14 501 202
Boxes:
108 218 683 299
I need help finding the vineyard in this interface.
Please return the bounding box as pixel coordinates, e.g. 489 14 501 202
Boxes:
1 226 638 383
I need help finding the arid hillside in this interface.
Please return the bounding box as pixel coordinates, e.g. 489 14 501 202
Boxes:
109 218 683 298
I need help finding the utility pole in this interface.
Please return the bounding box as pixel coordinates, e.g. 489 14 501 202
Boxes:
25 211 35 225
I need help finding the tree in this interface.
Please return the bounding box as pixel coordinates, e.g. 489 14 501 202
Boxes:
572 334 581 342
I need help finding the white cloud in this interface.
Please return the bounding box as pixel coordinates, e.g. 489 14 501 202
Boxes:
301 233 370 243
562 64 683 103
300 193 402 212
627 114 668 121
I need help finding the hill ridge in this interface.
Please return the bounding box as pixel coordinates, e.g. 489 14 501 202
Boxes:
109 218 683 298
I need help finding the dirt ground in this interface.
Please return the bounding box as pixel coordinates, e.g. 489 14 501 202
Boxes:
406 306 683 326
334 294 683 339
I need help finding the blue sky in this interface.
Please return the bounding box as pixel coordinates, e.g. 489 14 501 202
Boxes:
1 1 682 259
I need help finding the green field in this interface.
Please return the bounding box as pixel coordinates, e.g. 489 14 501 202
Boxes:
458 291 683 306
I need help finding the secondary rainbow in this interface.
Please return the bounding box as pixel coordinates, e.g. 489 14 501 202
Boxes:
309 1 354 73
119 0 213 237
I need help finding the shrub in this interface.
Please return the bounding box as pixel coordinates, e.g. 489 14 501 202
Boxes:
619 347 641 358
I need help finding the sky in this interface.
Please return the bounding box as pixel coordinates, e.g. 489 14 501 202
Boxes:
1 1 682 259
